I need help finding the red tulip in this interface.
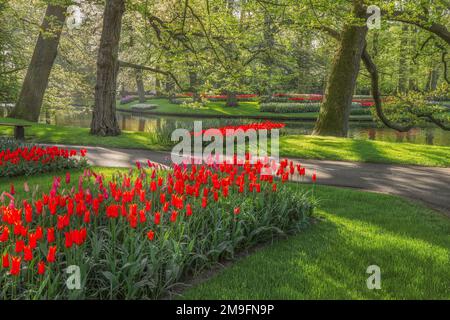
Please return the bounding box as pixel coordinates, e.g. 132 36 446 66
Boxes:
312 173 317 183
128 214 138 229
47 246 57 263
10 184 15 195
145 200 152 212
65 232 73 248
0 226 9 242
170 210 178 223
15 240 25 253
147 230 155 241
234 207 241 215
84 210 91 224
2 253 9 268
37 261 46 275
47 227 55 243
24 245 33 262
139 210 147 223
186 204 192 217
10 256 21 276
66 172 71 184
154 212 161 225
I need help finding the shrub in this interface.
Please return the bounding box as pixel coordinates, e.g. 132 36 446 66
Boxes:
0 142 88 177
0 161 314 299
260 103 321 113
260 103 372 115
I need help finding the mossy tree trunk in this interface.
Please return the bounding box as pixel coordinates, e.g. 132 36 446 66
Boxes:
189 71 201 102
226 91 238 107
9 4 66 122
313 3 368 137
90 0 125 136
135 69 146 103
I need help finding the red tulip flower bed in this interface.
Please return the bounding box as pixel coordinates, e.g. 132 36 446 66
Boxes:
0 146 88 177
0 159 313 299
192 121 285 137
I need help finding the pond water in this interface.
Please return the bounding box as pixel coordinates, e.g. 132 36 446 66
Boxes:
53 110 450 146
2 106 450 146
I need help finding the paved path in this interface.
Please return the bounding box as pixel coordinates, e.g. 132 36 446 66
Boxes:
54 144 450 214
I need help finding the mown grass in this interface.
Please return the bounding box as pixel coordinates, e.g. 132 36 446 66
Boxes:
181 184 450 300
2 117 450 167
279 135 450 167
0 117 169 150
117 99 371 121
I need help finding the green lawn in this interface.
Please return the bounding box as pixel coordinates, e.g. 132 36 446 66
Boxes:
0 117 168 150
279 135 450 167
181 184 450 300
118 98 372 121
1 117 450 167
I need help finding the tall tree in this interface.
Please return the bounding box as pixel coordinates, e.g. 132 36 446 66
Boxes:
313 1 368 137
90 0 125 136
9 3 66 122
135 69 146 103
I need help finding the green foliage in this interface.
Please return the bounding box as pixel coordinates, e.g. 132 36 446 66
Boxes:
260 102 371 115
379 84 450 127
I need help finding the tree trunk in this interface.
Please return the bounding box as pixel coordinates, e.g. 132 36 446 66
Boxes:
429 68 439 90
90 0 125 136
408 28 418 91
9 4 66 122
189 71 201 102
397 25 409 93
226 91 238 107
135 69 146 103
313 4 368 137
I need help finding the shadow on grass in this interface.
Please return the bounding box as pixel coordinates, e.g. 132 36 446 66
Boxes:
181 190 450 300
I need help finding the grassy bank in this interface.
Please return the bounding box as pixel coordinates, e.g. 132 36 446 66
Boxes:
181 184 450 299
1 117 450 167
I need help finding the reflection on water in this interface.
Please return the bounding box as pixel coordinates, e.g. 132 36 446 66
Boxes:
55 111 450 146
2 106 450 146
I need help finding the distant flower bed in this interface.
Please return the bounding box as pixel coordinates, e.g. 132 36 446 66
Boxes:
120 95 138 105
0 159 314 299
0 142 88 177
268 94 375 106
193 121 286 137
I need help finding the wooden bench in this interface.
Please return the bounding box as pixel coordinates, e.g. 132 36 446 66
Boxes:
0 122 31 140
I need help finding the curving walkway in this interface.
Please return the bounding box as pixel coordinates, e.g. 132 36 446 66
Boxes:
50 144 450 214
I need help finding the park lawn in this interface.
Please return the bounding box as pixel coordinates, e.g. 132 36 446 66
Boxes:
279 135 450 167
117 98 371 121
180 184 450 300
0 117 169 150
1 117 450 167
